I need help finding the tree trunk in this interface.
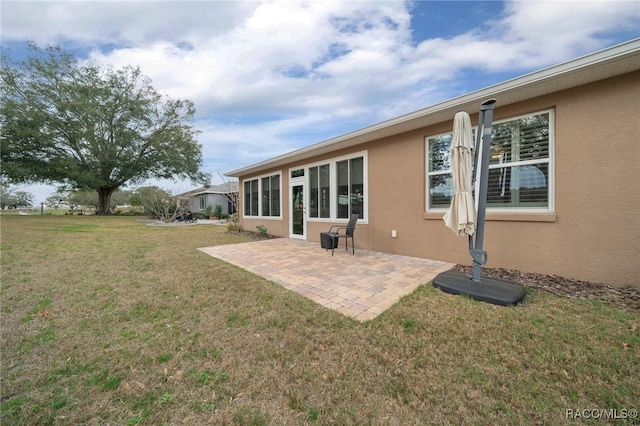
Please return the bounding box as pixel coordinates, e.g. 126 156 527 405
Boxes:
97 187 116 215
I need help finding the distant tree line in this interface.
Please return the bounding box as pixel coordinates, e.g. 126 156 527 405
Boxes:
0 183 34 209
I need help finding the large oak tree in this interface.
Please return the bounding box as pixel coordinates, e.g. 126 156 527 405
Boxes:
1 43 208 214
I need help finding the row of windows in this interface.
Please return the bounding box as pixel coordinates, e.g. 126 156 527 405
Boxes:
243 155 365 220
241 109 553 219
244 175 280 217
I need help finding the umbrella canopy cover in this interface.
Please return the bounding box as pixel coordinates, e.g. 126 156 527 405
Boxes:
443 111 476 236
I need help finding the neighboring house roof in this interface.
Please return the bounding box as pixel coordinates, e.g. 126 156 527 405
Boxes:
226 38 640 178
177 182 239 197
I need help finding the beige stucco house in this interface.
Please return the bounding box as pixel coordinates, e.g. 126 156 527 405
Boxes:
227 39 640 288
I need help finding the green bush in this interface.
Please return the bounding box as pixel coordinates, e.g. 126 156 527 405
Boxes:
256 225 268 237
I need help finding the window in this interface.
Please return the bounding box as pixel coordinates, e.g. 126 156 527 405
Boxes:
337 157 364 219
199 196 206 210
427 133 455 209
302 152 367 221
244 180 258 216
243 173 280 217
309 164 331 218
426 110 552 211
261 177 271 216
262 175 280 216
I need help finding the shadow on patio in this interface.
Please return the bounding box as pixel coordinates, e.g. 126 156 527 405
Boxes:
198 239 454 321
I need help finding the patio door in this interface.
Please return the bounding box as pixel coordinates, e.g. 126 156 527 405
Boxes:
289 179 306 239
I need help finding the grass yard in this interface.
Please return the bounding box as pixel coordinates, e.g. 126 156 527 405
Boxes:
1 215 638 425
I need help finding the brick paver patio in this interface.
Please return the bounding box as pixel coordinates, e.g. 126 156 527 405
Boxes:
198 238 454 321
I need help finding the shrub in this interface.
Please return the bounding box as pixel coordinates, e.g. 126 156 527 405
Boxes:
256 225 268 237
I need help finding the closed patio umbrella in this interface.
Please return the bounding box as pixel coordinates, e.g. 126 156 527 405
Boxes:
443 111 475 236
434 100 525 307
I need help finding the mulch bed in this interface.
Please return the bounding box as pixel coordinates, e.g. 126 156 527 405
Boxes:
234 230 281 241
453 265 640 313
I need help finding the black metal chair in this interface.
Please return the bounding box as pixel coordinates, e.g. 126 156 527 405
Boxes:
327 214 359 255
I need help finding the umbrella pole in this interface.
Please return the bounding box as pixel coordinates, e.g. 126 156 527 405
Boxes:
470 99 496 282
469 105 484 268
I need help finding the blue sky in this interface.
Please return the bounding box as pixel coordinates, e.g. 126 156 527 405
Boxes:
2 0 639 204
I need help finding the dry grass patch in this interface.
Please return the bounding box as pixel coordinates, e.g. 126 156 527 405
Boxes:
1 215 638 425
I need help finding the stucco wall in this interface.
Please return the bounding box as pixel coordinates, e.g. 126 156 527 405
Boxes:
238 71 639 287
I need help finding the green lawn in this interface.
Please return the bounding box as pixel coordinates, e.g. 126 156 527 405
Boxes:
1 215 638 425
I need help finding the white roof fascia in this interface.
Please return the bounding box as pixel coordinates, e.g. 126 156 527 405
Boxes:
227 38 640 178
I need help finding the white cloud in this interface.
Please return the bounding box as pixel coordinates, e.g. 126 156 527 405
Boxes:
1 1 256 46
491 1 640 67
79 1 415 117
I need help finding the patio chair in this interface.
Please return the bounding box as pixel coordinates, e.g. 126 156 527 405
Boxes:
326 214 359 255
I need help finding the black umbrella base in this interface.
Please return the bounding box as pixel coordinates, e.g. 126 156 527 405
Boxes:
433 271 525 306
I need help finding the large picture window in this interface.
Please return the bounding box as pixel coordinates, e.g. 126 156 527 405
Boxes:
243 173 280 217
427 110 552 211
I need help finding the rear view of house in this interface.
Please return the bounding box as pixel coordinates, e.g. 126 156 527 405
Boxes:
227 40 640 288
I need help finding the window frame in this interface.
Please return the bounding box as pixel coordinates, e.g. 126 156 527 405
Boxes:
425 109 555 213
303 151 368 223
308 163 331 219
242 172 282 219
